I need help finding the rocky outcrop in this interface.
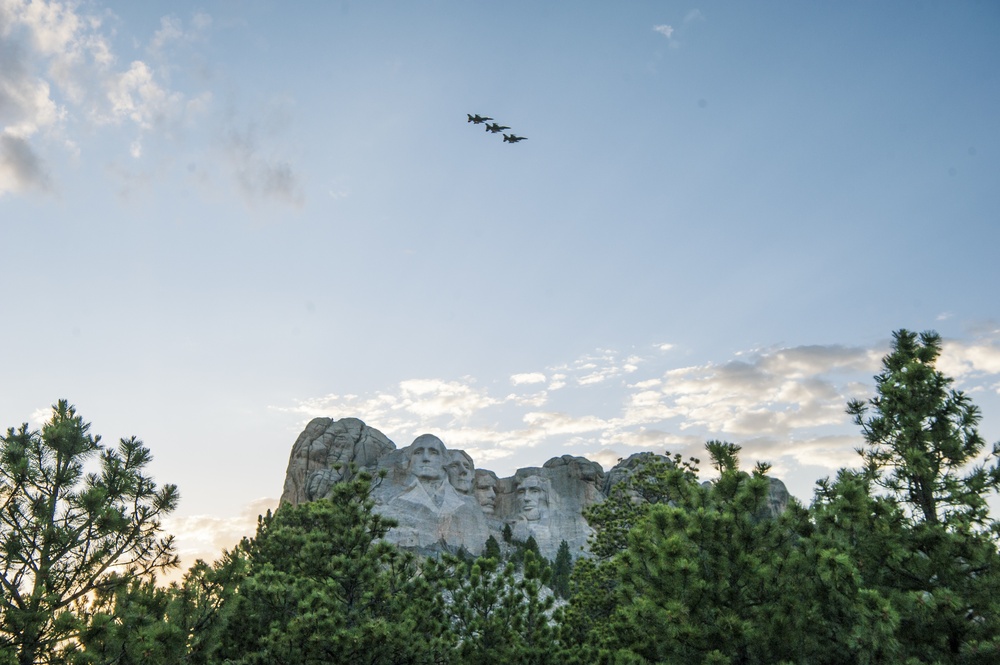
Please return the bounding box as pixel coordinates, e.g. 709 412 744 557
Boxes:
280 417 791 561
281 417 395 504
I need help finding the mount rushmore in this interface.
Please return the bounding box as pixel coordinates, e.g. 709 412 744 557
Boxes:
280 416 790 561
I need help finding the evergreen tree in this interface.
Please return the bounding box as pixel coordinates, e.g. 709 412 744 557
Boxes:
440 551 558 664
551 541 572 599
214 471 451 665
523 535 540 558
602 443 818 664
837 329 1000 661
67 551 246 665
559 450 700 655
502 522 513 543
483 535 501 561
0 401 178 665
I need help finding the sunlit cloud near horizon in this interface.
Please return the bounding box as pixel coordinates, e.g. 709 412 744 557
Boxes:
277 331 1000 491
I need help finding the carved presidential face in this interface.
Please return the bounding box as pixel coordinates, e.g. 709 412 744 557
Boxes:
474 471 497 514
446 451 474 494
408 435 446 482
517 476 548 521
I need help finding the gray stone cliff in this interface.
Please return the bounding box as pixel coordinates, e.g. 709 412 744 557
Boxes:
280 417 790 561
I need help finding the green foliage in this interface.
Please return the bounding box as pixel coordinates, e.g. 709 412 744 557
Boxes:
64 574 186 664
483 535 501 561
502 522 513 543
65 551 246 665
550 541 572 599
803 470 907 663
438 551 558 664
215 472 451 665
584 452 700 559
847 329 1000 528
596 444 819 664
0 401 178 665
833 329 1000 662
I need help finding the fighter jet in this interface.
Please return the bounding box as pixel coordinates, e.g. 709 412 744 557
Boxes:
467 114 493 124
485 122 510 134
502 133 527 143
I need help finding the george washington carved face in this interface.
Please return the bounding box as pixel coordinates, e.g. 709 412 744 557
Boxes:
407 434 446 482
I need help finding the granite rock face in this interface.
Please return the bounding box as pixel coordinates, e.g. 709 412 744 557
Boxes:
280 417 791 561
281 417 395 504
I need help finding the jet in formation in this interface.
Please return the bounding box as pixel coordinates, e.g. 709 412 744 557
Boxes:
468 113 527 144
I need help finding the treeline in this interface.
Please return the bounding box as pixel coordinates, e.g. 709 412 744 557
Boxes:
3 330 1000 664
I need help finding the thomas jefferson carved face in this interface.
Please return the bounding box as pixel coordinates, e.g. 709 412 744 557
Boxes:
517 475 549 521
446 450 474 494
408 434 446 482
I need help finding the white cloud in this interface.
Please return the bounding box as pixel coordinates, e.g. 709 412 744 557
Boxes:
0 1 204 196
0 3 301 209
511 372 546 385
653 24 674 39
398 378 498 419
149 16 185 53
940 336 1000 379
98 60 184 130
523 411 609 435
684 9 705 24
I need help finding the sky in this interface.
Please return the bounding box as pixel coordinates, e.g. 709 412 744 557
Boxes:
2 0 999 568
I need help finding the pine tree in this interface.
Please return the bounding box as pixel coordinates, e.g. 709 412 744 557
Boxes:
840 329 1000 661
441 551 558 664
551 541 572 599
483 534 502 561
215 471 452 664
0 401 178 665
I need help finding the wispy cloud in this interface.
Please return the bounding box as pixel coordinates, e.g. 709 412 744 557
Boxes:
653 24 674 39
278 343 862 471
684 9 705 24
148 13 211 55
222 109 304 208
277 330 1000 489
0 0 195 195
0 1 302 208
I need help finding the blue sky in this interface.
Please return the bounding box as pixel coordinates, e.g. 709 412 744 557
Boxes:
2 1 999 566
